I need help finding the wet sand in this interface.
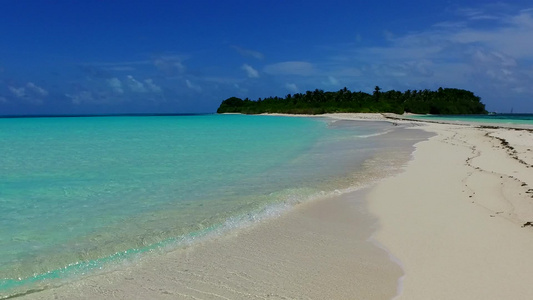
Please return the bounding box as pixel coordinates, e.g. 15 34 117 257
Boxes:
22 190 403 300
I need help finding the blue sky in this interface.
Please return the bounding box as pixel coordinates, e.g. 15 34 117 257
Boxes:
1 0 532 115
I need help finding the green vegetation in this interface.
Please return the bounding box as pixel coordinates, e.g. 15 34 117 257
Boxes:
217 87 487 115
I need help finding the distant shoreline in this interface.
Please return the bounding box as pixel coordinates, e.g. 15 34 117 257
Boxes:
253 112 533 130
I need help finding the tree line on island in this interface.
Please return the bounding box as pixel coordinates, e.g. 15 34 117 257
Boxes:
217 87 487 115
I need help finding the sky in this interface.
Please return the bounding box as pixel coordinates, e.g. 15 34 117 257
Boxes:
1 0 532 115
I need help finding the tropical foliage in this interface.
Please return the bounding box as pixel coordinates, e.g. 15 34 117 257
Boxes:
217 87 487 115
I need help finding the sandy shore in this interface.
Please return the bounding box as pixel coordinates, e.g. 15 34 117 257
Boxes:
18 113 533 299
368 121 533 299
20 192 403 300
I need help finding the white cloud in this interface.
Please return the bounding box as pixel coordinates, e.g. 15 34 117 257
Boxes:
234 83 249 94
126 75 147 93
66 91 94 105
106 66 136 72
473 50 516 67
8 82 48 103
285 83 299 93
469 49 527 87
383 30 395 41
26 82 48 97
9 86 25 98
232 46 264 60
510 10 533 27
144 79 162 93
112 76 162 94
264 61 316 76
445 9 533 59
107 77 124 94
318 6 533 111
433 21 467 29
327 76 339 85
456 8 500 21
80 60 150 74
153 55 187 75
241 64 259 78
185 79 202 92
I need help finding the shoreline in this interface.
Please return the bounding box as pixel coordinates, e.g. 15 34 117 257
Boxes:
231 113 533 298
260 112 533 130
368 120 533 299
16 114 423 299
18 191 406 300
16 113 533 299
319 113 533 297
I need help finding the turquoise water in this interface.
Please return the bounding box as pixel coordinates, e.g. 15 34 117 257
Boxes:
408 113 533 125
0 114 408 297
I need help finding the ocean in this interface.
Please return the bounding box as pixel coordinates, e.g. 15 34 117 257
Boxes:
407 113 533 126
0 114 424 298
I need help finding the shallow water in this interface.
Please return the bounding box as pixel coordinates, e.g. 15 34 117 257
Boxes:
0 114 420 297
409 113 533 125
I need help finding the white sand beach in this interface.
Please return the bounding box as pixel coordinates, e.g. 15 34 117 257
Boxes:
21 192 403 300
20 114 533 299
368 120 533 299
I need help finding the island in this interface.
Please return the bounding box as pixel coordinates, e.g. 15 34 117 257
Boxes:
217 87 487 115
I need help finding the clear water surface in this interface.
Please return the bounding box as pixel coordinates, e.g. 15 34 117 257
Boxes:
0 114 409 297
408 113 533 126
